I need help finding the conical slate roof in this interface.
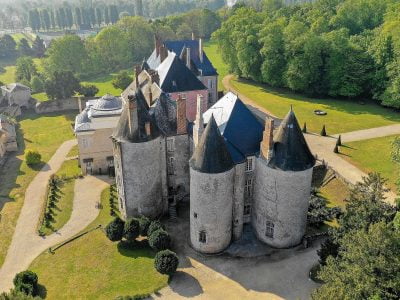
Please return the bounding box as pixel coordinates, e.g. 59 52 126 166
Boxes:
190 115 234 174
268 108 315 172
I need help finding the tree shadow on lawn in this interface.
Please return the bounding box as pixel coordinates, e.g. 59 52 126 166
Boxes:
37 283 47 299
167 271 203 298
235 78 400 121
117 240 155 259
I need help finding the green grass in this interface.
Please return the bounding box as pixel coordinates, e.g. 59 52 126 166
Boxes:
339 135 399 192
39 159 81 236
82 72 125 97
0 111 76 266
320 177 350 209
32 92 49 102
204 41 229 92
11 33 26 44
0 58 42 85
205 42 400 134
67 145 79 158
30 187 168 300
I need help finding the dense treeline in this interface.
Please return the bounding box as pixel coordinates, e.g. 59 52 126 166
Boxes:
213 0 400 108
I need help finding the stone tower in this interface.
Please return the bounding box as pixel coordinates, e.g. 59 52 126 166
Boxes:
252 108 316 248
189 115 235 254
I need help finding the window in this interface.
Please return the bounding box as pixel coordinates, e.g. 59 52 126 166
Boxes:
245 178 253 197
266 221 274 238
208 79 213 89
199 231 206 243
193 213 198 218
244 204 251 216
168 157 174 175
245 157 254 172
82 138 89 149
167 139 174 152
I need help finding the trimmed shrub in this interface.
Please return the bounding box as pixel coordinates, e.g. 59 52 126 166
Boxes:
124 218 140 241
148 229 171 251
337 135 342 146
147 220 165 237
13 270 38 296
138 215 151 236
25 150 41 166
30 76 44 93
334 145 339 154
154 250 179 275
105 217 125 242
302 122 307 133
320 125 327 136
79 84 99 97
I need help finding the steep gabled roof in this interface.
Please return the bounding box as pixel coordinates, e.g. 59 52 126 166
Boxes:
164 40 218 76
268 108 315 171
203 92 264 163
190 115 234 174
157 52 207 93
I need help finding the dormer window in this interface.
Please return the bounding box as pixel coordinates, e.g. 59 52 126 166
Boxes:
245 157 254 172
172 80 177 87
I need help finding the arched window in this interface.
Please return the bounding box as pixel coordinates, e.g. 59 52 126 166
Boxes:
266 221 274 238
199 230 206 243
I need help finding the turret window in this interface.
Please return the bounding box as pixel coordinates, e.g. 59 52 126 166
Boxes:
168 157 175 175
265 221 274 238
199 231 206 243
245 157 254 172
245 178 253 197
244 204 251 216
167 139 174 152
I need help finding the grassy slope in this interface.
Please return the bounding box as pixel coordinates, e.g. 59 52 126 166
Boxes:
204 42 400 134
204 41 229 92
82 73 123 97
0 111 76 266
339 135 399 191
30 187 168 300
40 159 81 236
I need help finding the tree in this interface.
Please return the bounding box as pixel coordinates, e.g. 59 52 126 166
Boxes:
74 7 82 27
0 34 16 58
28 9 41 32
31 36 45 58
25 151 41 166
119 12 130 19
147 220 165 237
112 71 132 90
15 57 37 82
308 190 341 228
79 84 98 97
95 7 103 27
13 270 38 296
104 6 110 25
105 217 125 242
30 76 44 93
109 5 119 24
148 229 171 251
0 289 39 299
154 250 179 276
176 23 193 40
138 215 151 236
40 9 51 31
17 39 32 57
124 218 140 241
44 71 81 100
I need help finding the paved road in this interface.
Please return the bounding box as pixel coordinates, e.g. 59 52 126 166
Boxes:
334 124 400 143
0 139 111 293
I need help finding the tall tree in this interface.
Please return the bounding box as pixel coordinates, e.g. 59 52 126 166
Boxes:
74 7 82 27
31 36 46 58
17 38 32 57
95 7 103 27
40 9 51 31
15 56 37 82
0 34 16 58
44 71 81 100
65 7 74 29
104 6 110 25
109 5 119 24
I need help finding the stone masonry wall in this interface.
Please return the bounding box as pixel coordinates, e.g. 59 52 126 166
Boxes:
35 98 83 114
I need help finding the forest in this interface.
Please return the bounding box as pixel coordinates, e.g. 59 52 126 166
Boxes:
213 0 400 108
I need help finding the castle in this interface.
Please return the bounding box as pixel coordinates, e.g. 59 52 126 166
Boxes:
111 39 316 253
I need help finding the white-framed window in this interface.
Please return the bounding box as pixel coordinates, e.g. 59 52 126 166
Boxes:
245 157 254 172
199 231 206 243
266 221 274 238
208 79 213 89
168 157 174 175
244 204 251 216
245 178 253 197
167 138 174 152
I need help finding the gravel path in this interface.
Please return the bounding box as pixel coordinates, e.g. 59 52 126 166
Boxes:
0 139 111 293
334 124 400 143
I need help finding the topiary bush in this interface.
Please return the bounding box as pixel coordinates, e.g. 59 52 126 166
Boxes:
25 150 41 166
13 270 38 296
138 215 151 236
124 218 140 241
147 220 165 237
321 125 327 137
154 250 179 276
105 217 125 242
148 229 171 251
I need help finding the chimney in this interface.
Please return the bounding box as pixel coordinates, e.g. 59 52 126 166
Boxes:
145 122 151 136
127 95 138 139
135 65 140 87
261 119 274 160
186 47 191 70
192 32 195 40
160 45 168 63
149 70 160 85
155 35 161 57
193 94 204 147
199 38 203 63
148 86 153 105
176 94 187 135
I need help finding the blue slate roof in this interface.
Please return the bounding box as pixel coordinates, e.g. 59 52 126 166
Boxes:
164 40 218 77
203 92 264 164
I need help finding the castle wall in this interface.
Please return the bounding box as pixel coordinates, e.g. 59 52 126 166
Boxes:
252 157 313 248
120 136 165 218
170 89 208 122
199 75 218 105
232 162 245 240
190 167 235 254
113 142 127 219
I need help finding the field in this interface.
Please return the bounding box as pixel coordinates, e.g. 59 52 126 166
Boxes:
0 111 76 266
204 41 229 92
82 72 125 97
339 135 399 192
0 57 42 85
30 187 168 299
205 42 400 135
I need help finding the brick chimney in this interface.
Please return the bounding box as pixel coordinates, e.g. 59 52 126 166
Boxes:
176 94 187 135
148 86 153 105
135 65 141 87
192 32 195 40
193 94 204 147
199 38 203 63
149 70 160 85
155 35 161 57
127 95 138 138
186 47 191 70
261 118 274 160
160 45 168 63
145 122 151 136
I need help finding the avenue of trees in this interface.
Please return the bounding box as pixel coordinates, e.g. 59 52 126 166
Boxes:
213 0 400 108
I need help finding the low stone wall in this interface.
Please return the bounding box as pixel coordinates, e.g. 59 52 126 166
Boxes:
35 98 84 114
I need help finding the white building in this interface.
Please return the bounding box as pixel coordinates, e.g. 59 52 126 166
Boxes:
0 114 18 158
0 83 32 109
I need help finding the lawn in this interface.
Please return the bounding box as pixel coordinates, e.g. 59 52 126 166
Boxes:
0 111 76 266
339 135 399 192
30 187 168 300
205 42 400 135
0 58 42 85
82 72 126 97
39 159 81 236
204 41 229 92
67 145 79 158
